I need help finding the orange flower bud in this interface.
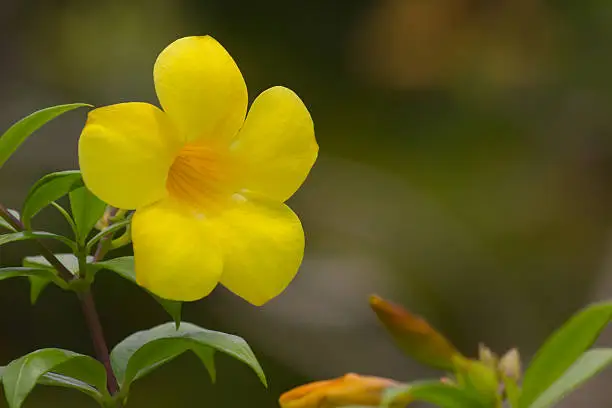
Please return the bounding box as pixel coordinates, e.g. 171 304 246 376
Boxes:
279 373 401 408
369 295 461 370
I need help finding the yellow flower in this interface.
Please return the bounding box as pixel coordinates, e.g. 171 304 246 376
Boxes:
78 36 318 304
279 373 401 408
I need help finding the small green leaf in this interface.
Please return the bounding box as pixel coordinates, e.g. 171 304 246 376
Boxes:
2 348 108 408
0 209 20 232
94 257 182 327
21 170 83 229
383 381 489 408
50 202 79 237
110 322 266 394
0 230 76 252
0 104 91 169
28 276 52 304
69 187 107 244
520 302 612 407
528 348 612 408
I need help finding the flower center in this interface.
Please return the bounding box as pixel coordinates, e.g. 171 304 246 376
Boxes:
166 143 234 212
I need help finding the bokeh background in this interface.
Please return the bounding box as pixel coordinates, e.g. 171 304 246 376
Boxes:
2 0 612 406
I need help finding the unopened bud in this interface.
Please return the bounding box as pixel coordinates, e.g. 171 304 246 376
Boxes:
499 348 521 380
478 343 498 369
369 294 462 370
279 373 400 408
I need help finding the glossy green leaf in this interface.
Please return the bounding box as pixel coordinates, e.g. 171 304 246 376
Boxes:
2 348 108 408
69 187 107 244
110 322 266 394
520 302 612 407
0 230 76 252
528 348 612 408
383 381 489 408
94 257 182 327
21 170 83 229
0 104 91 169
0 209 20 232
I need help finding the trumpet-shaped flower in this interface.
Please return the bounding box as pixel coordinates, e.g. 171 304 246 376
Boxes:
79 36 317 304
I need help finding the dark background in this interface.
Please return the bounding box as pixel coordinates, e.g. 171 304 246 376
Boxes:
2 0 612 406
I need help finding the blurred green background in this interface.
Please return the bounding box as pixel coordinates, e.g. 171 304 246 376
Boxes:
2 0 612 406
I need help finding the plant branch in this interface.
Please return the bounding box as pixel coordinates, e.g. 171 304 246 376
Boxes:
1 202 122 400
78 289 119 396
0 203 73 281
79 206 121 399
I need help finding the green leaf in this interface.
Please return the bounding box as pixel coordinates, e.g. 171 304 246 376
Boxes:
37 372 104 403
2 348 108 408
21 170 84 229
23 254 92 300
69 187 107 244
0 230 76 252
0 209 20 232
0 266 68 297
520 302 612 407
383 381 489 408
0 267 60 283
0 104 91 169
94 257 182 327
528 348 612 408
110 322 266 394
50 202 79 237
0 367 104 403
23 253 92 275
27 276 52 304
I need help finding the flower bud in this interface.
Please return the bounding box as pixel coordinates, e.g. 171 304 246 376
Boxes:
369 294 461 370
478 343 498 369
279 373 400 408
499 348 521 380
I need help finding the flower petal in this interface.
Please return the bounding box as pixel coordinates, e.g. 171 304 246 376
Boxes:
154 36 248 143
132 199 224 301
215 194 305 305
79 103 181 210
232 86 318 202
